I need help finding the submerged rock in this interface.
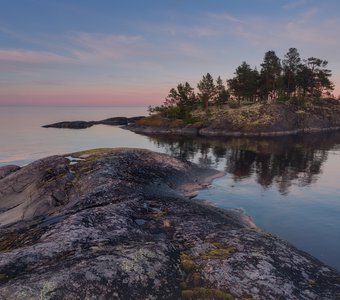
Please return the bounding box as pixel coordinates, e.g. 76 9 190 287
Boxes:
0 148 339 299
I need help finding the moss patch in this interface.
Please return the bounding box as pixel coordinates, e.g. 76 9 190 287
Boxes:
76 148 113 156
161 219 172 229
0 273 8 283
181 288 234 300
191 272 201 287
136 116 185 128
200 243 235 260
147 210 167 220
180 253 196 273
179 245 236 299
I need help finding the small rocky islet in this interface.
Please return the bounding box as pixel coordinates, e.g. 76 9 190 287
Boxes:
0 148 339 299
42 116 145 129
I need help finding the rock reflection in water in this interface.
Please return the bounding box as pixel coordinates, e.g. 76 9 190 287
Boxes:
147 132 340 195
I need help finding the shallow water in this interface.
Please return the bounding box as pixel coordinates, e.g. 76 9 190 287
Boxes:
1 106 340 271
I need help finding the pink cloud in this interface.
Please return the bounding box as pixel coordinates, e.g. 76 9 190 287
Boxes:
283 0 308 10
68 32 146 61
0 79 169 106
67 31 212 63
216 7 339 50
0 49 70 63
208 13 247 25
143 23 219 38
0 90 165 106
285 20 338 46
0 32 147 66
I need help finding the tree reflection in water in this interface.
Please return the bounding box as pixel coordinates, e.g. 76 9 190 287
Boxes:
148 132 340 195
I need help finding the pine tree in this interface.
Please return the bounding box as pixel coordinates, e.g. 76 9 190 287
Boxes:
282 48 301 97
260 51 282 101
300 57 334 97
197 73 216 109
163 82 196 118
214 76 229 106
227 62 259 104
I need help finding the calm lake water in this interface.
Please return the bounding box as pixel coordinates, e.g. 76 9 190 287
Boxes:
1 106 340 271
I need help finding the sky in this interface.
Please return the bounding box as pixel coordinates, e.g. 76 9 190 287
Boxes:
0 0 340 106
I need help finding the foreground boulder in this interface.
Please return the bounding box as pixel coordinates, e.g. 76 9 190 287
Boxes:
0 149 339 299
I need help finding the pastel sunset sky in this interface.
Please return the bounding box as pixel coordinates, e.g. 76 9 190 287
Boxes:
1 0 340 106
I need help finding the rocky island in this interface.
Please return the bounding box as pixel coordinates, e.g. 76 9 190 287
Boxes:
0 148 339 299
126 100 340 137
127 48 340 138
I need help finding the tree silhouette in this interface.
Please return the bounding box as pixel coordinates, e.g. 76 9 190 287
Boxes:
227 62 259 104
282 48 301 98
214 76 229 106
260 51 282 101
197 73 216 109
149 47 336 119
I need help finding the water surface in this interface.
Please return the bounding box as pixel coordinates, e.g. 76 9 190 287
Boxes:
0 106 151 165
0 106 339 271
149 134 340 271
